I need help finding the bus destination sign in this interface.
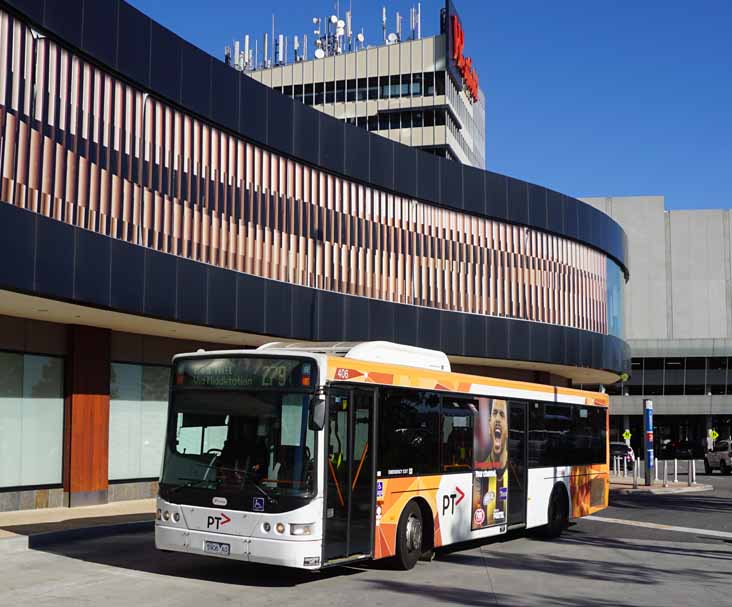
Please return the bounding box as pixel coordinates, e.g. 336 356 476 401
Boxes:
174 357 315 389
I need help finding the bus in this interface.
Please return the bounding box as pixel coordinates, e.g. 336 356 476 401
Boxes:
155 341 609 570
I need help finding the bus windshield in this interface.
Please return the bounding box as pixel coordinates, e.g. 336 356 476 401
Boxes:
159 389 316 512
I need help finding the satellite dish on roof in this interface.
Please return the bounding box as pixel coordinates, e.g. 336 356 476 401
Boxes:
337 19 345 29
356 32 365 43
330 15 338 24
387 32 397 44
314 48 326 59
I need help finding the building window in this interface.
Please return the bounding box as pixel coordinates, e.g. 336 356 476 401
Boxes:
357 78 368 101
435 71 445 96
368 76 379 100
325 81 335 104
314 82 324 105
0 352 64 488
412 73 422 96
685 358 706 395
108 363 169 481
336 80 346 103
424 72 435 96
664 357 684 395
303 83 313 105
643 358 664 395
708 357 727 395
379 75 390 99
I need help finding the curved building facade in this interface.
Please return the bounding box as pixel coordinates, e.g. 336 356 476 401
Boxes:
0 0 629 510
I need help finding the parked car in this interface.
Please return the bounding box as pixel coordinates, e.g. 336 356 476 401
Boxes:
610 442 635 470
705 440 732 475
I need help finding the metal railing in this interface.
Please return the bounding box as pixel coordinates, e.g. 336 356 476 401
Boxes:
611 457 698 487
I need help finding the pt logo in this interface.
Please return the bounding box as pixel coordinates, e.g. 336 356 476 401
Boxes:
206 513 231 530
442 487 465 515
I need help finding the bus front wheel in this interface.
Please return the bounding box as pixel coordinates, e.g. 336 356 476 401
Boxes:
394 501 423 570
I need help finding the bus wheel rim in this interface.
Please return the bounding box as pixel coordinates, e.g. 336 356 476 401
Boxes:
406 514 422 552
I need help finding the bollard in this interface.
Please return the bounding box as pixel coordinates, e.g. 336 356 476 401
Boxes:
687 460 692 486
674 459 678 483
663 460 668 487
654 457 659 482
691 459 696 484
623 457 627 478
633 460 639 488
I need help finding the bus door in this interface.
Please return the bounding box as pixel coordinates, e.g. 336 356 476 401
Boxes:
507 401 528 527
323 386 375 564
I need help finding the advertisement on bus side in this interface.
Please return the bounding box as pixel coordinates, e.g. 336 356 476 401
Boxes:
472 398 508 529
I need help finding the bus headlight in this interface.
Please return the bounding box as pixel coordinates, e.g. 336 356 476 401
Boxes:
156 509 162 521
163 510 171 521
275 522 286 534
173 512 180 523
290 523 314 536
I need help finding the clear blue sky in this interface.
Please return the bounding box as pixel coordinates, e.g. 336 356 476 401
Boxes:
128 0 731 210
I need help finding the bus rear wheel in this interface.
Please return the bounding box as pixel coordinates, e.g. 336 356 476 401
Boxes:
394 501 423 570
539 487 569 539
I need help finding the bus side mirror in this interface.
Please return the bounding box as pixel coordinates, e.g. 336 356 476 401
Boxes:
308 397 326 431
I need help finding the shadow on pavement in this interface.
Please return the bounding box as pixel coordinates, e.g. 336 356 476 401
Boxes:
37 530 361 588
363 580 665 607
435 527 731 586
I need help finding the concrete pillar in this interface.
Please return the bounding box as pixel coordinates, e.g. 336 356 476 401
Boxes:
63 326 111 507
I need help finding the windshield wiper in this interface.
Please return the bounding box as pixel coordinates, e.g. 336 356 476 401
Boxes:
168 477 222 495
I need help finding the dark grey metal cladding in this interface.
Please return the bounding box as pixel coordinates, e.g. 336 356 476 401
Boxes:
0 203 631 374
0 0 629 274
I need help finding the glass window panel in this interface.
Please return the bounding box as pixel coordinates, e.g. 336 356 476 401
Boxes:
368 76 378 100
401 73 410 97
0 353 64 488
357 78 367 101
0 352 23 487
325 81 335 103
379 76 390 99
708 357 726 394
379 389 439 475
606 260 624 338
20 356 64 485
441 397 475 472
109 363 169 480
685 357 706 394
424 72 434 96
411 73 422 96
644 358 664 393
435 71 445 95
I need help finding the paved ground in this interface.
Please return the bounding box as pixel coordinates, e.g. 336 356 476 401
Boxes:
2 475 731 607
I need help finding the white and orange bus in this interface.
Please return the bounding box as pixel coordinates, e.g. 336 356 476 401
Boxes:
156 341 609 569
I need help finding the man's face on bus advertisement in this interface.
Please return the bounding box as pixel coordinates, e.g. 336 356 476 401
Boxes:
490 400 507 458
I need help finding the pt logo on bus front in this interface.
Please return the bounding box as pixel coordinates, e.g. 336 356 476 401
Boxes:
206 513 231 530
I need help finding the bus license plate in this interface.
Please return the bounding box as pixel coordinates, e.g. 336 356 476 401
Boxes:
204 541 230 556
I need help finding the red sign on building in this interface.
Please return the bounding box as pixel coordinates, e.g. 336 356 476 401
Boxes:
451 15 479 103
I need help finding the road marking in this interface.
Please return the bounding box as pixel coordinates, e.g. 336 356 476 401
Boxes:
585 515 732 539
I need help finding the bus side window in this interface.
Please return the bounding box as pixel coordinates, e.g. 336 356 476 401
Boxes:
441 398 475 472
378 388 439 475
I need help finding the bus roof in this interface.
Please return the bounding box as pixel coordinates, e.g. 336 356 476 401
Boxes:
324 354 609 408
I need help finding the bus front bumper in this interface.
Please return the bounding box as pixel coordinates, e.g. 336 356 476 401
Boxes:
155 524 324 569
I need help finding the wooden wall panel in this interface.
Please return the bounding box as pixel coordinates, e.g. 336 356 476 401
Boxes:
63 325 111 506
